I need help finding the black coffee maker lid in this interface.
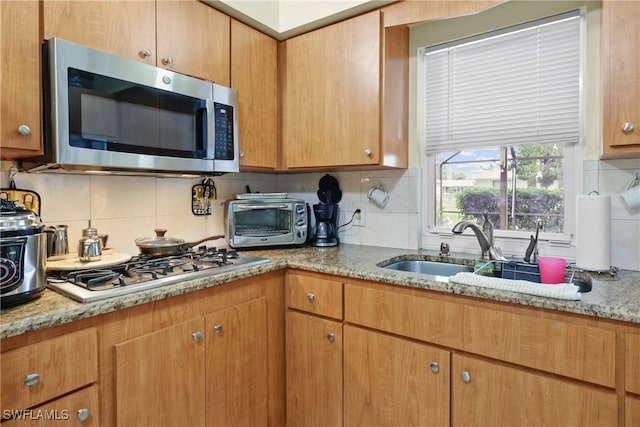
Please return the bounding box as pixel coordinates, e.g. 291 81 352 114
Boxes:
317 174 342 204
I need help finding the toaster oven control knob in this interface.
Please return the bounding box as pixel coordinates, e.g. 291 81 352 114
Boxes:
162 75 171 85
18 125 31 136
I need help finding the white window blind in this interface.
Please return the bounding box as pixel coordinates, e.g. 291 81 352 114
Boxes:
422 10 583 153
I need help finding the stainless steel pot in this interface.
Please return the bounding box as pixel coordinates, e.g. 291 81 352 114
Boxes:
135 229 224 256
0 200 48 307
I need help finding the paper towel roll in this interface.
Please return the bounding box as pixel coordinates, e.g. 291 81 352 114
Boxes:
575 195 611 271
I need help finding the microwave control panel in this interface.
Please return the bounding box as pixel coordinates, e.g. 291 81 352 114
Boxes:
214 103 235 160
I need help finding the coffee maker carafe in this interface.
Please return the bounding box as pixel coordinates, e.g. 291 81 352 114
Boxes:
312 203 339 247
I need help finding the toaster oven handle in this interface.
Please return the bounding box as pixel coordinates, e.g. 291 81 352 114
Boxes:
235 204 290 210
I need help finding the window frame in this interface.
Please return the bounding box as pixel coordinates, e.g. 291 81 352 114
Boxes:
418 9 586 259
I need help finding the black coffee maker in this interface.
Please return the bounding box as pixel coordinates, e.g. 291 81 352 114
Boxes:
311 174 342 247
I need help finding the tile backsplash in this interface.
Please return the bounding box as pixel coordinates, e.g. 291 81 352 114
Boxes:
1 159 638 271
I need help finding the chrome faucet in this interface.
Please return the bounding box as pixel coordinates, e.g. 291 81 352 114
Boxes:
452 213 507 261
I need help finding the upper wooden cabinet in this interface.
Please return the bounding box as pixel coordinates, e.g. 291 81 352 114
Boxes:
0 0 42 158
231 20 279 170
281 11 408 170
43 0 230 86
602 0 640 158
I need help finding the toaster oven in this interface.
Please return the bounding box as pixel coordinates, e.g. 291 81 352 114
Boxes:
224 197 309 248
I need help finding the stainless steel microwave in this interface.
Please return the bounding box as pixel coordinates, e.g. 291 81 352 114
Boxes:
224 197 309 249
30 38 239 175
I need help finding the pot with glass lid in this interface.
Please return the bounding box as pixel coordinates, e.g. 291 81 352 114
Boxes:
0 199 49 307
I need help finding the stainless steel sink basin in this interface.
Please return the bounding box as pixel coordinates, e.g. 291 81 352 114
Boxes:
382 260 473 276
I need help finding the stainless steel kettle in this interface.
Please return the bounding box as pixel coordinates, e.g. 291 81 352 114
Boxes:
47 224 69 257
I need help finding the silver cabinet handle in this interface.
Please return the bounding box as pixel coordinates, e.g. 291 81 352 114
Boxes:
140 48 152 58
461 371 471 383
327 333 335 342
18 125 31 136
364 149 372 157
24 373 39 387
430 362 439 373
77 408 90 422
307 293 315 302
239 151 245 157
161 56 173 65
213 324 223 334
192 332 202 342
622 122 635 133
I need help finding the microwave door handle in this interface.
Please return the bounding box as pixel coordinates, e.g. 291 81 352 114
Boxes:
203 99 215 160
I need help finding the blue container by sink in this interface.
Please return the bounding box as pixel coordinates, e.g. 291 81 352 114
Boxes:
500 261 541 283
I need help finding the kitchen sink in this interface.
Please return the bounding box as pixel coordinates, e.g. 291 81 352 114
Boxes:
382 260 473 276
379 256 592 292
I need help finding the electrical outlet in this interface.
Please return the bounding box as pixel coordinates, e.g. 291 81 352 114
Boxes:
352 202 366 227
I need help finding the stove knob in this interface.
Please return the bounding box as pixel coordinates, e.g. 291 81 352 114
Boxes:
218 248 227 255
197 245 207 253
228 249 238 258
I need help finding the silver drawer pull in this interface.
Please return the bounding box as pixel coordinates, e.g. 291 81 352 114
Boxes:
213 324 223 334
622 122 635 133
430 362 439 373
24 373 40 387
77 408 90 422
307 293 315 302
327 333 335 342
192 332 202 342
461 371 471 383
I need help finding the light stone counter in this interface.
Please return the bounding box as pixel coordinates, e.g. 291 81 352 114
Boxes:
2 244 639 339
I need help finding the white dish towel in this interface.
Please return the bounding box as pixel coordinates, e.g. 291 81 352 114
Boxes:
449 272 582 301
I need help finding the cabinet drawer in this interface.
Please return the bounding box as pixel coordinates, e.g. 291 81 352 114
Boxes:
627 333 640 394
3 385 99 426
286 271 343 319
345 284 616 387
1 328 98 410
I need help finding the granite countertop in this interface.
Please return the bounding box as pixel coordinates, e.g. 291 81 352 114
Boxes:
2 244 639 339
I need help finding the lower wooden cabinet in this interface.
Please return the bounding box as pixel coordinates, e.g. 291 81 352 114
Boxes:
1 328 98 412
114 317 206 426
206 297 268 426
626 395 640 427
2 385 99 427
286 310 343 427
114 297 269 427
452 353 618 426
343 325 450 427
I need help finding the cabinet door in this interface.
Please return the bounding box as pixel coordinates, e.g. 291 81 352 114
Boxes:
114 317 206 427
343 325 449 427
231 20 279 170
452 353 618 426
286 311 343 427
627 395 640 427
282 11 381 168
602 0 640 158
205 297 268 427
0 0 41 156
157 1 230 86
43 0 155 63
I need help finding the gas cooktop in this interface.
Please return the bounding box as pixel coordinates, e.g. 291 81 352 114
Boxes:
47 247 270 303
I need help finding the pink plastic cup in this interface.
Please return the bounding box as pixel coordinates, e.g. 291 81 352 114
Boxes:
538 257 567 284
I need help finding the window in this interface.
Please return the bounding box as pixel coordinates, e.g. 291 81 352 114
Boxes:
420 9 584 255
